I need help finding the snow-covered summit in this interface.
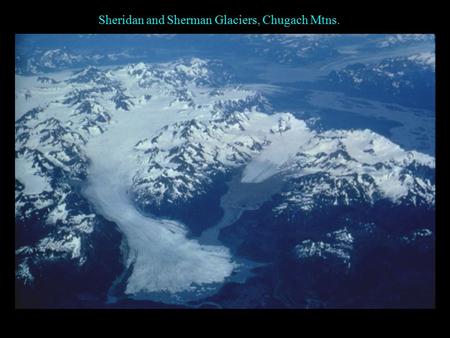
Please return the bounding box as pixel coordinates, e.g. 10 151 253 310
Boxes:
407 52 435 69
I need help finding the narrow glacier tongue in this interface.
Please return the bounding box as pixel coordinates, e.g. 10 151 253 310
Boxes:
82 103 236 300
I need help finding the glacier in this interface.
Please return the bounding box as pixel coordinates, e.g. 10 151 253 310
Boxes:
82 89 238 296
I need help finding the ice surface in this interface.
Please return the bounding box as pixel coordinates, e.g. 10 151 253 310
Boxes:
15 154 52 195
82 83 236 294
242 112 313 183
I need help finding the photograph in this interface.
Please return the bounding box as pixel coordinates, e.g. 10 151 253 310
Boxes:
15 33 435 309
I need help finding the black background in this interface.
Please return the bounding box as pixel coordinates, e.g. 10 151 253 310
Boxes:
1 0 447 333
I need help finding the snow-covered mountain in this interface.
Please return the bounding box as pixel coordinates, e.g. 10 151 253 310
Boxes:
15 56 435 307
15 47 136 75
132 109 434 224
15 34 344 76
375 34 434 48
244 34 340 64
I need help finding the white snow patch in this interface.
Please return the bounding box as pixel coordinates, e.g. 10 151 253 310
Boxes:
15 155 52 195
46 202 69 224
37 234 82 260
408 52 435 68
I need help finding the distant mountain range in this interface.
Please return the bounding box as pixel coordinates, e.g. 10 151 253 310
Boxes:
16 34 435 75
323 52 435 109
